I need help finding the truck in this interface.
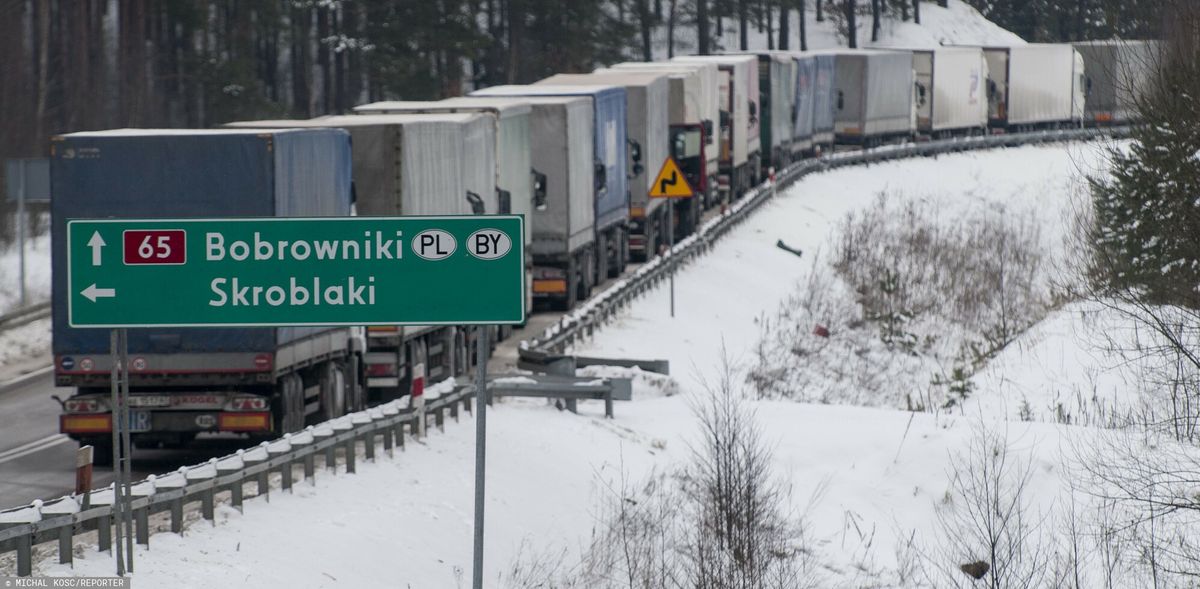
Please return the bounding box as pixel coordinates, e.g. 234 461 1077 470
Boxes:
224 113 499 401
351 97 543 334
732 51 799 173
478 96 595 309
811 54 837 152
539 72 671 259
472 84 629 293
672 54 761 201
1072 40 1158 125
974 44 1086 130
51 128 358 464
602 61 721 212
910 47 989 137
821 49 916 146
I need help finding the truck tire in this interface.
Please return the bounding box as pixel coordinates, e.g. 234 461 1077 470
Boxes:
319 362 345 422
594 231 607 286
615 227 628 276
578 252 594 301
276 373 305 433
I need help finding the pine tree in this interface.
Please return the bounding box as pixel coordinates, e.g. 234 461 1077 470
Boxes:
1090 26 1200 308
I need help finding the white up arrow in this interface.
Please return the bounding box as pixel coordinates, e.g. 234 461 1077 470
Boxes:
81 284 116 302
87 231 106 266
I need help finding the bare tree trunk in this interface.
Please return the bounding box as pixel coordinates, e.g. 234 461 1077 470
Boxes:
34 0 50 149
871 0 881 42
800 0 808 49
816 0 824 22
667 0 678 57
739 0 749 50
779 3 790 50
698 0 710 54
846 0 858 48
913 0 920 24
508 0 525 81
636 0 654 61
901 0 909 21
767 4 775 49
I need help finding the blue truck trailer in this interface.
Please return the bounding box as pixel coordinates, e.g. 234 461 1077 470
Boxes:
51 129 358 464
472 84 630 295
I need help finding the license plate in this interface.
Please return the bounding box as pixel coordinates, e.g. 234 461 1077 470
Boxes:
128 395 171 408
128 410 152 433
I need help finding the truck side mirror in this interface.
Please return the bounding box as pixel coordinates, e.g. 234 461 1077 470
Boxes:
837 90 845 111
629 140 643 163
748 101 758 125
720 111 730 128
497 188 512 214
531 169 548 211
593 161 607 193
465 191 485 215
703 120 714 137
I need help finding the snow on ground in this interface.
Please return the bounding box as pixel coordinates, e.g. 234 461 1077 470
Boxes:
648 0 1025 60
23 142 1149 587
0 230 51 315
0 317 51 368
577 142 1115 396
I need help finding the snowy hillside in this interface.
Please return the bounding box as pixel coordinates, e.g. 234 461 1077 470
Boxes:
648 0 1025 60
37 141 1193 587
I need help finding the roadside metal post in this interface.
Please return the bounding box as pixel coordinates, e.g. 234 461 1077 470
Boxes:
119 327 134 572
668 199 675 318
17 160 26 308
108 329 125 576
472 326 489 589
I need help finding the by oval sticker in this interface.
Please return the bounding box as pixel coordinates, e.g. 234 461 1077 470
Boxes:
467 229 512 260
412 230 457 261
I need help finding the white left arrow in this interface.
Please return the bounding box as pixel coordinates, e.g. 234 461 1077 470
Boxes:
87 231 106 266
81 284 116 302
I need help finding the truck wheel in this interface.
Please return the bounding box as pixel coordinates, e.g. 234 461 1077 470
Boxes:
560 258 578 311
578 252 594 300
276 374 305 433
319 362 345 422
594 231 607 285
615 228 628 276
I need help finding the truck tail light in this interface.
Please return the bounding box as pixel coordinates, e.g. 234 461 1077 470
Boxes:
218 412 272 432
368 326 399 334
229 396 269 411
367 362 397 377
64 399 101 413
533 280 568 294
61 414 112 434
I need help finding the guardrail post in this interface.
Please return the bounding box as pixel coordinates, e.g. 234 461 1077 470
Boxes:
58 523 72 564
219 453 245 511
16 530 31 576
605 389 613 419
269 437 293 493
135 505 149 546
450 399 459 422
344 436 356 474
363 430 375 462
97 513 111 552
382 421 394 456
170 498 183 534
435 406 445 431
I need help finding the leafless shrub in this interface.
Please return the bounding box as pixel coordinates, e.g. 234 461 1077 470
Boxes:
507 362 820 588
926 427 1050 588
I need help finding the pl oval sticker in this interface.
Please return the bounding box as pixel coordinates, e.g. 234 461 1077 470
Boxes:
467 229 512 260
412 230 457 261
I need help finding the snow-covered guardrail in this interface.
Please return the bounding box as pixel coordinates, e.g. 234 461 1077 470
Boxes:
520 126 1132 356
0 388 473 576
0 302 51 332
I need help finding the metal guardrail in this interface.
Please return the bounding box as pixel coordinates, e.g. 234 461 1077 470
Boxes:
0 126 1131 577
520 126 1131 355
0 302 51 332
0 389 473 576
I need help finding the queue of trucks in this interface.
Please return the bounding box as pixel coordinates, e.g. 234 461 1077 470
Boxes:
51 42 1157 462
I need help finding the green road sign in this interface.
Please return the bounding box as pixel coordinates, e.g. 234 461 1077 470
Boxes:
67 216 525 328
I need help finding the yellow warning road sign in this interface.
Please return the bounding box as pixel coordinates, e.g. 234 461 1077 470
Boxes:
648 157 695 199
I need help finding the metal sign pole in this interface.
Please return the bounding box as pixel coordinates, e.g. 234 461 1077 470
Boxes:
668 200 675 318
471 325 489 589
108 329 125 576
17 161 26 308
119 328 134 572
